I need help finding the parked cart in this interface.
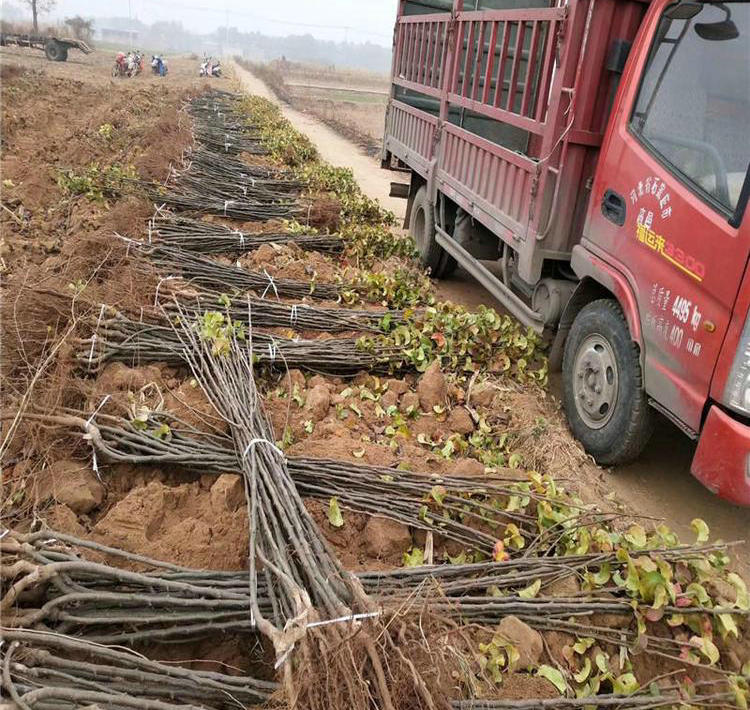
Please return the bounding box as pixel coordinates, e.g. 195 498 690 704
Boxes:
0 32 93 62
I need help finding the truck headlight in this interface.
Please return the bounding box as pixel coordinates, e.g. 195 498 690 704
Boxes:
724 313 750 416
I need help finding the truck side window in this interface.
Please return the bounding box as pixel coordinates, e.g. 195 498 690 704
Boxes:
630 2 749 213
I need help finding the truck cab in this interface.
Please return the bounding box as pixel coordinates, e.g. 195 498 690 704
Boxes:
382 0 750 504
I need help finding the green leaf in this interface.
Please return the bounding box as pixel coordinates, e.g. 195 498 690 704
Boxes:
303 420 314 434
328 497 344 528
150 422 171 440
573 658 592 684
573 638 595 655
691 635 720 665
612 673 639 694
624 524 647 549
430 485 447 506
718 613 739 638
403 547 424 567
518 579 541 599
537 665 567 694
691 518 710 543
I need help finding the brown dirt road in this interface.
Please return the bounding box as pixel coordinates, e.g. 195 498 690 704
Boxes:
232 63 750 574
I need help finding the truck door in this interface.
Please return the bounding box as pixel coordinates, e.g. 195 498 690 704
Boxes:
584 0 750 432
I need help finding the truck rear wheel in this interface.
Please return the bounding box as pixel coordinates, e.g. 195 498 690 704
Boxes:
409 186 456 278
562 299 653 465
44 40 68 61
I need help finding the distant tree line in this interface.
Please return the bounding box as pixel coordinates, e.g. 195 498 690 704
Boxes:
93 16 392 73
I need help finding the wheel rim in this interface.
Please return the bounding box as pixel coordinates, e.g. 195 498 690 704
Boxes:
572 333 618 429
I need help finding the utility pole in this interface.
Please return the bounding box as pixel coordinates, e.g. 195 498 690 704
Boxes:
224 2 229 56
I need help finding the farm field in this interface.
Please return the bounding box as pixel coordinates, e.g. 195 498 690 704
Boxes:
1 43 749 710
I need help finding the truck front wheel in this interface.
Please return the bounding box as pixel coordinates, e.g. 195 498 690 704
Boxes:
409 186 456 278
562 299 653 465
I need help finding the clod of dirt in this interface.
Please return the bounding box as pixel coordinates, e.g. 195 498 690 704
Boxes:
469 381 497 407
210 474 245 513
416 361 447 411
42 504 87 537
399 391 420 413
304 384 331 422
496 616 544 670
364 516 412 559
497 673 561 700
34 459 104 514
380 390 399 409
93 479 249 570
543 575 581 597
450 458 485 477
447 407 474 435
385 378 409 396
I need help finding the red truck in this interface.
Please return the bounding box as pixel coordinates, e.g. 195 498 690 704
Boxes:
381 0 750 504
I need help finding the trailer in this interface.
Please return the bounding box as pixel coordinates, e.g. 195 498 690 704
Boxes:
382 0 750 504
0 32 93 62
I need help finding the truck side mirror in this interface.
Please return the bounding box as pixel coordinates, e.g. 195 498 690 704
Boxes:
695 3 740 40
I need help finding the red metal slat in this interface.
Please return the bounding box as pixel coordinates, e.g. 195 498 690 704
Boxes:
438 22 449 90
470 21 485 101
481 21 499 105
398 12 446 24
535 19 557 123
457 7 565 23
493 21 511 108
416 22 427 85
392 77 443 99
405 23 415 81
424 21 434 87
505 20 526 112
447 93 545 134
520 21 541 118
395 23 405 77
461 20 476 98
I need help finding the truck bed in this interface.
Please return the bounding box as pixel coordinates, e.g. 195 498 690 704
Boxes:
383 0 646 284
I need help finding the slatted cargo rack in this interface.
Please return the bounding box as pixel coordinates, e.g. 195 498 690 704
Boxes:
383 0 645 287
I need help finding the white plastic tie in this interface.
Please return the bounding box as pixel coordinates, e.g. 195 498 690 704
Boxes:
267 340 278 361
274 643 295 670
290 305 298 326
241 438 285 460
87 304 106 367
242 186 247 197
260 269 278 300
307 611 380 630
223 200 234 216
86 395 111 428
0 529 9 540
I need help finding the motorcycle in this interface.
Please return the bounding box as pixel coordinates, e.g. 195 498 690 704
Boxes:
151 55 168 76
199 57 222 78
112 50 142 78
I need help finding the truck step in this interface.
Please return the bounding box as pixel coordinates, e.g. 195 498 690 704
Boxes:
435 225 545 333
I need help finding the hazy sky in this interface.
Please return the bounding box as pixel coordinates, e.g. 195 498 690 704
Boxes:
31 0 399 46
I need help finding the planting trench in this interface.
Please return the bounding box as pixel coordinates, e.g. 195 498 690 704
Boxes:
1 65 749 709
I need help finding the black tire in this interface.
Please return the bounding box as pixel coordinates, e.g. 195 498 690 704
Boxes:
409 186 456 278
44 40 67 61
562 299 653 465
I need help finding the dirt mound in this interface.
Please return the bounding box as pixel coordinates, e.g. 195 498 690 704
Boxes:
92 477 249 570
